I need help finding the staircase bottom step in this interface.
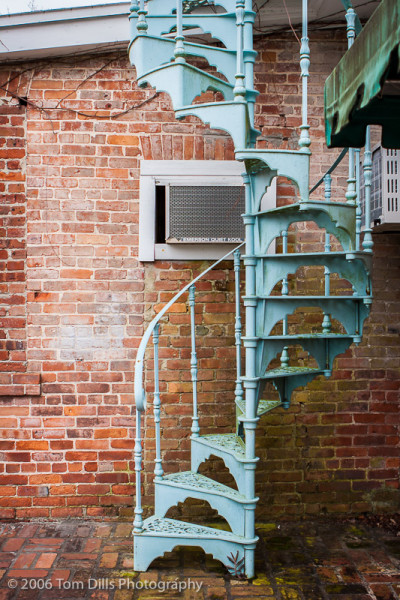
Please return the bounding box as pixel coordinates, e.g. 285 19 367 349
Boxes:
134 516 258 576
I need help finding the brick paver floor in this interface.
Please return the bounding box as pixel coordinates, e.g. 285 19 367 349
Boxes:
0 519 399 599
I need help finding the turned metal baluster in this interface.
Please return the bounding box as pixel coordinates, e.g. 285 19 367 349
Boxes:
136 0 148 34
322 238 332 334
175 0 185 63
130 0 139 13
299 0 311 152
362 127 374 253
280 230 289 366
153 324 163 481
243 0 256 125
234 249 244 405
189 285 200 437
355 149 362 251
345 8 357 205
324 231 331 297
323 174 332 333
324 174 331 296
134 409 143 533
234 0 246 101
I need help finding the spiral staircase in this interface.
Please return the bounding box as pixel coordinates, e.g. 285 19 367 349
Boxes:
128 0 373 579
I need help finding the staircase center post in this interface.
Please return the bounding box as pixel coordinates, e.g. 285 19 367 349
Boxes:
189 284 200 437
241 173 258 573
153 324 164 481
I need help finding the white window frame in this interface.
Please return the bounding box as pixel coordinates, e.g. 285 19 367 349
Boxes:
139 160 276 261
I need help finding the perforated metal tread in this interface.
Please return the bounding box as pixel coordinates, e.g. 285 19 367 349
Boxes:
139 516 257 543
253 333 355 339
256 250 371 260
260 366 323 379
253 295 371 301
255 199 352 216
159 471 249 502
193 433 246 460
236 399 281 416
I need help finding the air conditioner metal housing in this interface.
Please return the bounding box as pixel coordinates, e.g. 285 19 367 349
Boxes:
360 147 400 231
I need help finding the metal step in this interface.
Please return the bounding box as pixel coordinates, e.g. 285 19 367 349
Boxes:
129 34 238 84
143 0 240 14
254 200 356 253
243 367 327 407
254 251 371 297
250 295 372 339
246 334 356 374
136 61 235 110
176 100 260 148
132 13 238 51
236 398 281 418
257 333 359 340
191 433 258 496
155 471 257 536
236 148 311 203
260 366 324 379
134 516 258 576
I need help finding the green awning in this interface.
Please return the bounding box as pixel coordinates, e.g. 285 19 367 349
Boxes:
325 0 400 149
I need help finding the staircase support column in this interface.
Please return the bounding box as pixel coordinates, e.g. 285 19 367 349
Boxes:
242 402 258 578
242 172 258 578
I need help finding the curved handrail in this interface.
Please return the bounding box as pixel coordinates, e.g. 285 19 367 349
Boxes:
134 241 245 411
309 148 348 195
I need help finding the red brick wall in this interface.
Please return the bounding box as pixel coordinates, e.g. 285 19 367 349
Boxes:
0 78 41 399
0 33 398 520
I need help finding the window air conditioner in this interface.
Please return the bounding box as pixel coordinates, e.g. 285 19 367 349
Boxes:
164 184 245 243
360 147 400 230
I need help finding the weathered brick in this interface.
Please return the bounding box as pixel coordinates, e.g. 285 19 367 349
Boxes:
0 39 398 521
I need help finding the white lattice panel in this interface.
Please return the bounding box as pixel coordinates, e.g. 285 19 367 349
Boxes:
382 149 400 224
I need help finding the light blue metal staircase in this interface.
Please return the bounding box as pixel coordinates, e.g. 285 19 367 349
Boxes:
129 0 373 579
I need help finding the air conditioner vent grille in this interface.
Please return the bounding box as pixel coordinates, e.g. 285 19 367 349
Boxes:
167 185 245 243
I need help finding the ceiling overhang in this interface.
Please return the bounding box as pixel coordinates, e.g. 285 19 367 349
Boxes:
0 1 380 62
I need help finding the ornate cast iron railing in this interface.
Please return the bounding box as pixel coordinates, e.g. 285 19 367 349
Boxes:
134 242 245 532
